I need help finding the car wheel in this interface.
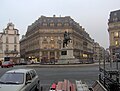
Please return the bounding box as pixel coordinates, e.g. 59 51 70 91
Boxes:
35 81 40 91
1 66 3 68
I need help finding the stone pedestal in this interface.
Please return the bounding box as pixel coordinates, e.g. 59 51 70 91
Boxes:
60 49 75 59
58 48 79 64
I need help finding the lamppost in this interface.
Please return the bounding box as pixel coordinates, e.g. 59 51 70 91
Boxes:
109 49 112 68
114 42 120 85
115 53 119 70
115 43 119 70
98 47 101 71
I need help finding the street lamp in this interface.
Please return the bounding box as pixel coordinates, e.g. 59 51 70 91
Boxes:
115 42 119 70
115 41 120 84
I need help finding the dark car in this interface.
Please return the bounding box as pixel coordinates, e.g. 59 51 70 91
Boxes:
1 61 13 68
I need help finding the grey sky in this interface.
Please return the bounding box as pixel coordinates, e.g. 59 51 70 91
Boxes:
0 0 120 48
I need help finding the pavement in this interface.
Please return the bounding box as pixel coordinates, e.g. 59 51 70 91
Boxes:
25 62 101 68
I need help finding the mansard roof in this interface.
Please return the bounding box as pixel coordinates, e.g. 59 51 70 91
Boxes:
109 9 120 23
27 15 83 31
25 15 93 41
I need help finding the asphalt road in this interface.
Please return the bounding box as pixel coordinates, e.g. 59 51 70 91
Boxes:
0 63 100 90
0 62 120 91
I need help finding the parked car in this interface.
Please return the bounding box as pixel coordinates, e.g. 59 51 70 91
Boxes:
1 61 13 68
0 69 40 91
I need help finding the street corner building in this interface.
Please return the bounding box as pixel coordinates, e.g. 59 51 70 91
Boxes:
20 15 94 64
108 9 120 61
0 22 20 63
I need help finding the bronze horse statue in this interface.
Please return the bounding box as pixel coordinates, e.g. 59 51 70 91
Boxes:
63 31 71 48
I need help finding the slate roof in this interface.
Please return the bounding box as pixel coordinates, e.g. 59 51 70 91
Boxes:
109 9 120 23
27 15 80 31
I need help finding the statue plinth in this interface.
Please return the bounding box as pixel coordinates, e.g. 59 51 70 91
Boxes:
58 47 79 64
60 48 75 59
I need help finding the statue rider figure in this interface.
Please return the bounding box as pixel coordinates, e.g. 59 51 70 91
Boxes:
63 31 71 48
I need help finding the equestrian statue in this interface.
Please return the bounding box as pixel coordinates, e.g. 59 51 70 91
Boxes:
63 31 71 48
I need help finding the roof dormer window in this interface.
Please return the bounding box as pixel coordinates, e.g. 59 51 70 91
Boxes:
64 23 69 26
43 23 47 26
57 23 62 26
50 23 54 27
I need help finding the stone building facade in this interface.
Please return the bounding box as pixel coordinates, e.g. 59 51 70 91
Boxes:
108 9 120 61
93 42 105 62
93 42 100 61
20 15 94 63
0 22 20 62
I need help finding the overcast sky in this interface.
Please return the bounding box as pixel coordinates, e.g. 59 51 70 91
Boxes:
0 0 120 48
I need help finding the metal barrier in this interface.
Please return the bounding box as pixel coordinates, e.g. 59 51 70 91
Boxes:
99 67 120 91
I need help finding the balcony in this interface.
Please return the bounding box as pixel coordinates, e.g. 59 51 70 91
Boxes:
108 26 120 30
4 50 18 54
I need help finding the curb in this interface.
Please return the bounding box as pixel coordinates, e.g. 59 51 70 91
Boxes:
26 63 100 68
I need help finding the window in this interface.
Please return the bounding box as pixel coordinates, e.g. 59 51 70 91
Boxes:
114 32 119 38
14 31 16 34
26 73 32 81
57 23 62 26
0 73 24 84
115 40 119 46
114 12 117 16
14 37 17 43
50 38 55 48
64 23 69 26
50 51 54 56
113 17 118 22
6 45 9 51
14 45 17 51
6 30 8 34
50 23 54 27
30 70 36 78
6 37 8 43
42 37 48 48
43 23 47 26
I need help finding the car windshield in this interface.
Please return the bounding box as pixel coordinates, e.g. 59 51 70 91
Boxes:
0 73 24 84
